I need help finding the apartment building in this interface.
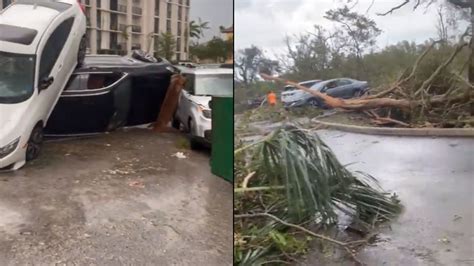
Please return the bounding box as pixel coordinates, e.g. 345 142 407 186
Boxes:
0 0 190 61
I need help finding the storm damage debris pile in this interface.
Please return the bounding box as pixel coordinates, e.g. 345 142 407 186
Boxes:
234 125 402 265
261 32 473 128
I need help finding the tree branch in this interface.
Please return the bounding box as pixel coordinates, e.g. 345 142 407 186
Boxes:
235 212 366 265
377 0 410 16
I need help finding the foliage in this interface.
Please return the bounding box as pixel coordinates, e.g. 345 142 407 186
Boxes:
236 46 281 85
234 126 402 264
154 32 176 60
189 37 231 63
189 18 210 40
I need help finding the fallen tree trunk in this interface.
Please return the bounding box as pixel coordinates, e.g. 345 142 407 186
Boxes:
259 34 473 128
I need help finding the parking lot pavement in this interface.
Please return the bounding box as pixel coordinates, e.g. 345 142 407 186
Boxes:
307 130 473 265
0 129 232 265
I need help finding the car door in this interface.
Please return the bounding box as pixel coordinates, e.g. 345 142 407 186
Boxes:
45 72 127 135
36 17 75 123
335 79 354 98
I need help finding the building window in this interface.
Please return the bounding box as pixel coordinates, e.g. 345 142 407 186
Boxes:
154 18 160 33
186 0 190 6
97 11 102 28
177 37 181 52
97 0 101 8
166 19 171 33
178 6 182 21
155 0 160 16
97 32 102 50
184 35 188 52
177 22 181 36
167 3 172 19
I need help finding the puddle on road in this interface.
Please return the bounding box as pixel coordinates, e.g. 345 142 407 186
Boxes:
0 204 25 234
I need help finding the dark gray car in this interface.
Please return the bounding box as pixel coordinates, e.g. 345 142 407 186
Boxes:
284 78 369 108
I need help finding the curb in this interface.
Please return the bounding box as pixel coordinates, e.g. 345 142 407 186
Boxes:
312 119 474 137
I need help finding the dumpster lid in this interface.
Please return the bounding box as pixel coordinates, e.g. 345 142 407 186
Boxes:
179 67 233 98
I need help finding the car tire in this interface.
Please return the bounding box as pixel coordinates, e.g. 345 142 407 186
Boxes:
77 36 87 67
26 124 43 162
172 118 180 130
307 98 320 107
188 119 202 150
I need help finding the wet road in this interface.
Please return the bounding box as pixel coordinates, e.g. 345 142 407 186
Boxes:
0 129 232 265
315 130 474 266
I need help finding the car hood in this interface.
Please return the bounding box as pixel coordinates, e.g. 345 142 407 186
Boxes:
188 94 212 108
0 102 29 146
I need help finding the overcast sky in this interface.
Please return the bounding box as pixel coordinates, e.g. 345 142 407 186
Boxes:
190 0 233 41
235 0 468 55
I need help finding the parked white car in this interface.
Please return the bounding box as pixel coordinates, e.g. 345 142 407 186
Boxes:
173 67 233 149
0 0 87 171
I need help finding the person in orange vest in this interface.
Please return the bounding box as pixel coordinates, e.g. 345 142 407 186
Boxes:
267 90 277 106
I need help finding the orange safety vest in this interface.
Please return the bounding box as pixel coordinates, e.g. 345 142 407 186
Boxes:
267 92 277 105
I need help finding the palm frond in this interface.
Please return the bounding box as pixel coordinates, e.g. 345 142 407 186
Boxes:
247 125 402 224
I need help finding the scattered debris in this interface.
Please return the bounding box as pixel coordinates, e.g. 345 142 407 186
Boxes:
128 180 145 188
173 152 187 159
453 215 462 221
438 237 450 244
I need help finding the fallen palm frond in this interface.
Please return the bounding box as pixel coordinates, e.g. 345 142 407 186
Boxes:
237 125 402 224
234 125 402 264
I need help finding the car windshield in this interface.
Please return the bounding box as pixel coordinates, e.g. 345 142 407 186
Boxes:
284 86 296 91
194 73 233 97
0 52 35 104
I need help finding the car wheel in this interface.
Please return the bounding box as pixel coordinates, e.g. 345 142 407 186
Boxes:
77 36 87 67
26 124 43 162
188 119 202 150
307 98 320 107
172 117 180 130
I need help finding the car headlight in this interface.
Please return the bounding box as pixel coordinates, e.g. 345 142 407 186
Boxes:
198 105 212 119
0 137 20 159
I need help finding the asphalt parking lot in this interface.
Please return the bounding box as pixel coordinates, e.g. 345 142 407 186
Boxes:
0 128 232 265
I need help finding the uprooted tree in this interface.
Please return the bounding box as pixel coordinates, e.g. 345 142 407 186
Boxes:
261 28 473 127
260 2 472 128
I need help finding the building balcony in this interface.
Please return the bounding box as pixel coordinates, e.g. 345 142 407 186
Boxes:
118 5 127 13
132 7 142 15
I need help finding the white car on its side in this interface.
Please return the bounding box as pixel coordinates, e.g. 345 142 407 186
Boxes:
173 67 233 149
0 0 87 171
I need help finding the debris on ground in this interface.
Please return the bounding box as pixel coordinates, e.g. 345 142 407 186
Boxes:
234 124 402 265
128 180 145 188
172 152 187 159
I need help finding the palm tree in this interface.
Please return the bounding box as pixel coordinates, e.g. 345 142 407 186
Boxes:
189 17 210 42
154 32 176 60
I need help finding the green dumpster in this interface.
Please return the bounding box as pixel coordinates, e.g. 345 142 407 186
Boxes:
189 68 233 182
211 96 233 182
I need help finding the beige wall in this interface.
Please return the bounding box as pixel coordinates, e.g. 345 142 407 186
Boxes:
0 0 190 61
83 0 190 61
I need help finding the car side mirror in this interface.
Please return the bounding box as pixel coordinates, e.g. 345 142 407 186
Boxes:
39 76 54 91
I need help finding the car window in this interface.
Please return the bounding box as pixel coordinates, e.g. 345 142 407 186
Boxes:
300 81 317 88
325 80 338 90
183 74 195 94
38 17 75 82
337 79 352 86
64 74 84 91
86 73 124 90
